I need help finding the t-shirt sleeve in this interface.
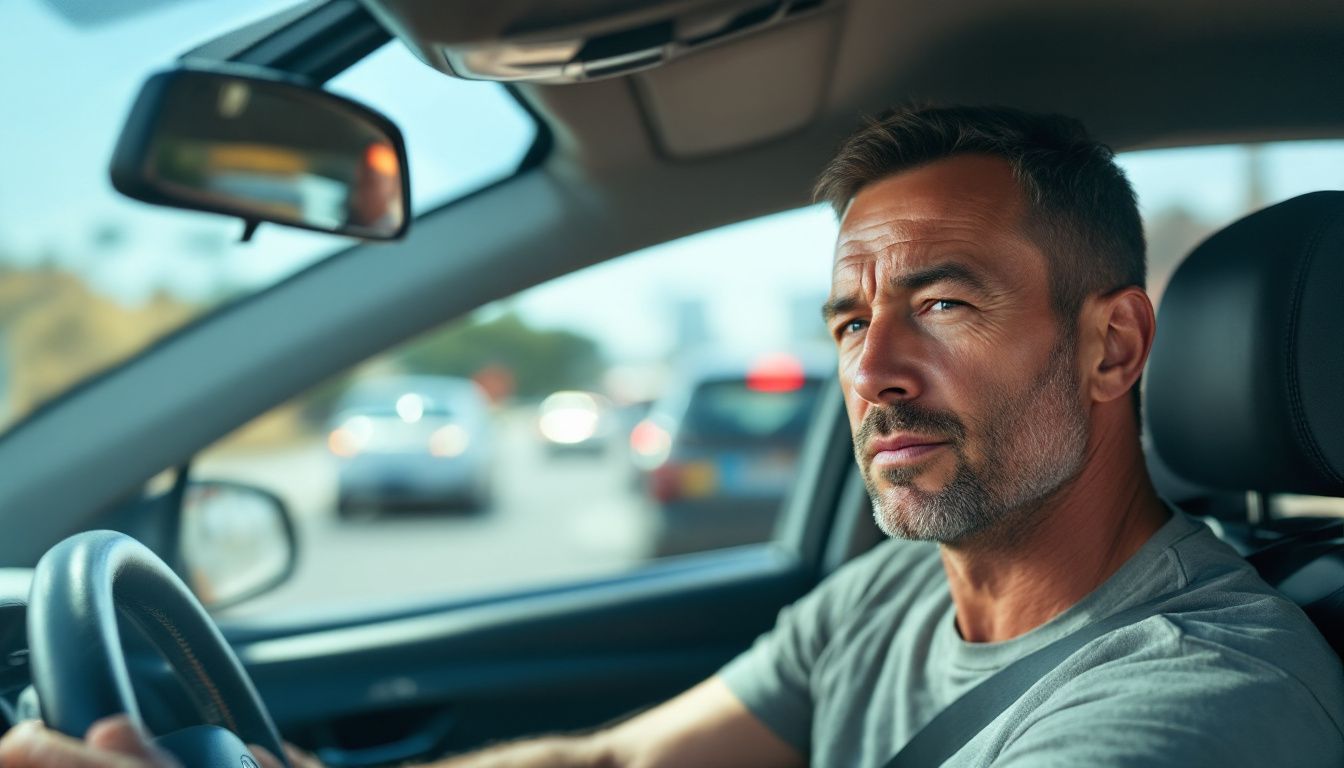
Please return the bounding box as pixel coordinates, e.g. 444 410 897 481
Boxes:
716 543 899 754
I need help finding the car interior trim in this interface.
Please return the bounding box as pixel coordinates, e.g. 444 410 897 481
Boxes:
181 0 390 85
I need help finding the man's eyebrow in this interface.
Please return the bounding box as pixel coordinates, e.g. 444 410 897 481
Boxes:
821 295 861 323
822 262 995 322
895 261 992 295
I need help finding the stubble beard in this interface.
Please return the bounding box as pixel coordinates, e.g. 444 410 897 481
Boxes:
857 333 1090 547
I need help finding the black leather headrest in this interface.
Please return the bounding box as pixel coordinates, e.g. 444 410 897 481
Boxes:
1148 191 1344 497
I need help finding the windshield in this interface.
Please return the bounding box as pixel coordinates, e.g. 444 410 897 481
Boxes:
0 1 538 435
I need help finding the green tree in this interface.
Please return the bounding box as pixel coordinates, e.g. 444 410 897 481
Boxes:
397 311 604 400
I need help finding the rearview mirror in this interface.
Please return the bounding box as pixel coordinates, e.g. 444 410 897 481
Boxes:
179 479 298 611
111 66 410 240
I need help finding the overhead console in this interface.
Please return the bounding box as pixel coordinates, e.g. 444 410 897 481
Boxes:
362 0 832 83
364 0 842 158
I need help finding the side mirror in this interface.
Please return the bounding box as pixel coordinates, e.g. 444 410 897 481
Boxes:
179 480 297 611
111 65 410 240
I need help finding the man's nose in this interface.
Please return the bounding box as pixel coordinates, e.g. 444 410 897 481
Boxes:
849 315 926 405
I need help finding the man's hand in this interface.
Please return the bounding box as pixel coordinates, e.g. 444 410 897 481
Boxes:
248 741 323 768
0 717 177 768
0 718 316 768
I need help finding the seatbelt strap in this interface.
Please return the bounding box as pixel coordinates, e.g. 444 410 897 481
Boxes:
882 581 1205 768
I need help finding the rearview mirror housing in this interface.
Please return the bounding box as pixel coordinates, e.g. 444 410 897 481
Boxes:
111 65 411 240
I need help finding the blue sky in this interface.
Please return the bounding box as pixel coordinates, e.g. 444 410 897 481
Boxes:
0 0 534 299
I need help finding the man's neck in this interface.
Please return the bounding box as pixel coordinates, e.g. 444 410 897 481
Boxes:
940 422 1169 644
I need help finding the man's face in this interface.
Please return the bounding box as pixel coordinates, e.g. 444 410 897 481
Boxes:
824 154 1089 545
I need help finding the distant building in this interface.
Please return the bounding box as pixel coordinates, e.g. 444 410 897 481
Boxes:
790 293 830 344
673 299 710 353
1145 206 1214 304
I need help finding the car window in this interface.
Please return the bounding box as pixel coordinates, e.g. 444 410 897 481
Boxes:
1116 140 1344 301
195 141 1342 620
196 206 839 620
0 3 537 435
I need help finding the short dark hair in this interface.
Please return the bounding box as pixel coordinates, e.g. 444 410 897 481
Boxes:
815 104 1145 318
815 104 1147 418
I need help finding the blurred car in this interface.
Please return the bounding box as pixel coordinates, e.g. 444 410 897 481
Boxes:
633 351 831 556
327 375 494 515
617 398 658 487
536 390 617 455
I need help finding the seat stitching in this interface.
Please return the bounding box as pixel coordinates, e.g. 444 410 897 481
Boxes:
1282 206 1344 487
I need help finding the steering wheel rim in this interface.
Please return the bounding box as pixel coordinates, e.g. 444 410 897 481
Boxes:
26 530 289 765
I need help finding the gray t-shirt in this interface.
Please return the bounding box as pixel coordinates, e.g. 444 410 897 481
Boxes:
720 511 1344 766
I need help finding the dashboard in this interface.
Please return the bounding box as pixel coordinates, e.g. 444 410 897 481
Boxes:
0 568 34 734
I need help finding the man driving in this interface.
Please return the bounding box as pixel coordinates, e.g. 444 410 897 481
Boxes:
4 105 1341 767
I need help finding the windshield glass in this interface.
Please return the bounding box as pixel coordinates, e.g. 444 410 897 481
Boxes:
0 2 537 435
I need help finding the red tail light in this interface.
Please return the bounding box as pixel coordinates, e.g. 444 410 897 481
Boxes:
630 419 671 458
650 463 682 503
747 353 805 392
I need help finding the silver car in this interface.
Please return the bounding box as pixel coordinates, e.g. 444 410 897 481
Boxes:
328 375 494 516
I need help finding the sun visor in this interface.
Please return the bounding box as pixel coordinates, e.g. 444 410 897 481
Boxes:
634 9 839 157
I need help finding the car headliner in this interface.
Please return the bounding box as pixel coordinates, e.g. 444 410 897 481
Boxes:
0 0 1340 562
494 0 1344 162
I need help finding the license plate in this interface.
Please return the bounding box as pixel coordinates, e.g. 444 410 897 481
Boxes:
719 452 793 494
680 462 718 498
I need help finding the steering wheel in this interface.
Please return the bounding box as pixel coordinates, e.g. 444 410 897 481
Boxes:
25 530 290 767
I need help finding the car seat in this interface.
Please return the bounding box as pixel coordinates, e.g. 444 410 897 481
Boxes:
1147 191 1344 658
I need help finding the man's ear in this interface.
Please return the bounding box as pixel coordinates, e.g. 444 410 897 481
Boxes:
1084 286 1156 405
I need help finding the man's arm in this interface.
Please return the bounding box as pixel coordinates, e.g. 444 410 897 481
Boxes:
0 678 804 768
430 677 803 768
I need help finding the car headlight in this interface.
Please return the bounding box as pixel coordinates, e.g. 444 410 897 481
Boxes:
538 391 602 444
429 424 471 457
328 415 374 457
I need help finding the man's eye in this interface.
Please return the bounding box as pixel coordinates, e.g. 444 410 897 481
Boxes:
927 299 966 313
839 319 868 337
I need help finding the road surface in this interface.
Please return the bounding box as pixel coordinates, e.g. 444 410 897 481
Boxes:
197 409 661 621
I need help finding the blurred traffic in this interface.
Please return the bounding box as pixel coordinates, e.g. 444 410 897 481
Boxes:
632 351 830 555
188 344 831 618
328 375 495 516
